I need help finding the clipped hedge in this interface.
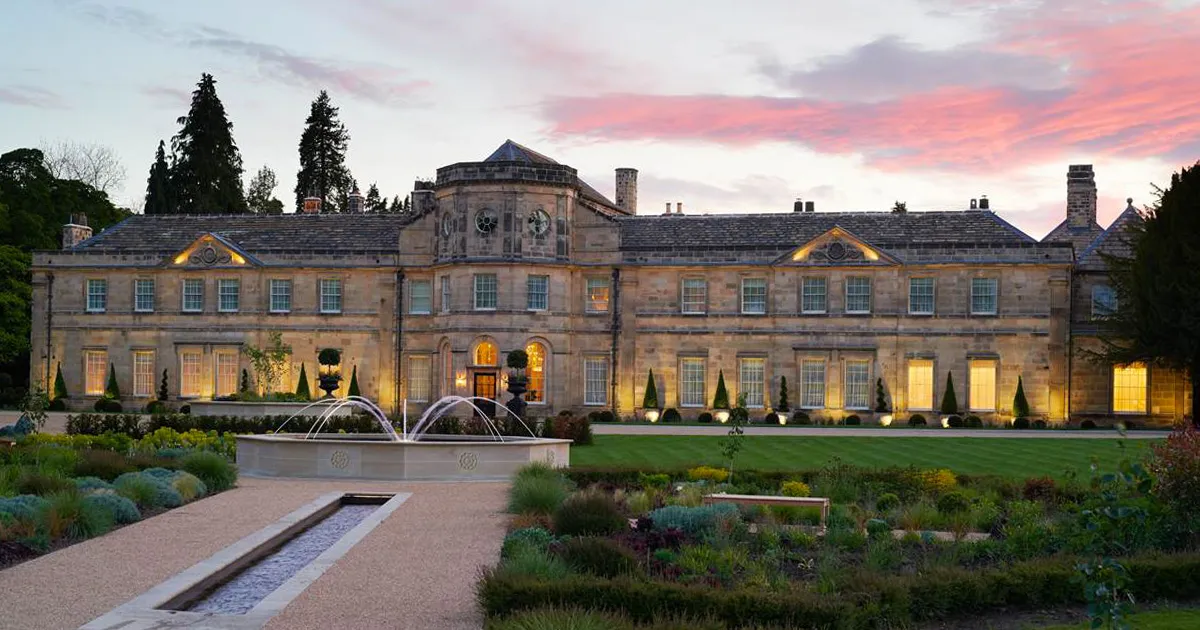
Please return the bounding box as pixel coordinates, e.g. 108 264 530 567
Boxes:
66 413 384 438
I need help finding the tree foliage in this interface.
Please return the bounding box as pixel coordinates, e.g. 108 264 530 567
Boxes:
776 375 790 412
940 371 958 415
53 362 68 400
294 363 311 401
365 183 386 212
0 245 31 363
169 73 246 214
294 90 352 213
245 165 283 214
0 148 129 250
104 363 121 399
242 331 292 395
1013 375 1031 419
713 370 730 409
642 369 659 409
143 140 172 215
875 377 889 412
40 140 127 194
347 365 361 398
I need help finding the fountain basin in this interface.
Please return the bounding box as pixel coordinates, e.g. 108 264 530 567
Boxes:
236 433 571 481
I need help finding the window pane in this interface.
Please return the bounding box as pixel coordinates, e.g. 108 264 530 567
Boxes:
907 359 934 410
218 279 240 312
526 342 546 403
680 358 706 407
410 280 432 314
474 341 497 366
182 279 204 312
270 279 292 313
802 277 827 313
584 358 608 405
215 351 238 397
739 358 765 408
909 278 934 314
586 278 610 313
1092 285 1117 319
681 278 707 314
87 279 107 312
440 276 451 313
741 278 767 314
527 275 548 311
1112 363 1147 413
135 279 154 313
801 360 825 409
181 351 202 397
320 278 342 313
409 356 431 402
969 360 997 411
134 351 154 397
85 350 107 396
474 274 497 310
971 278 998 315
845 360 870 410
846 277 871 313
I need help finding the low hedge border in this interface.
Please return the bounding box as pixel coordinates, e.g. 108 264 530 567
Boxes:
479 552 1200 628
66 413 383 438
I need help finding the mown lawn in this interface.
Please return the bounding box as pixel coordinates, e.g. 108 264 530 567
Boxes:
571 435 1156 478
1040 608 1200 629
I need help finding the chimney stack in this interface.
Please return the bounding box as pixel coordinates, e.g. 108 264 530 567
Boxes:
804 201 815 213
615 168 638 214
663 202 672 216
970 198 978 210
676 202 683 215
979 195 989 210
1066 164 1097 230
794 198 803 213
346 187 364 213
62 213 92 249
302 195 322 214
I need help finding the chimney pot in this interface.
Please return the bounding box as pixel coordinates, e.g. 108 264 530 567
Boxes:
979 195 989 210
302 195 322 214
805 201 815 212
794 198 803 213
62 213 93 249
676 202 683 214
664 201 672 216
970 198 978 210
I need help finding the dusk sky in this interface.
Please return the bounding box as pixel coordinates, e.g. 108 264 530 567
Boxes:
3 0 1198 238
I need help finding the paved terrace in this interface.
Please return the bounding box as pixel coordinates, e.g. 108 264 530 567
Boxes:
591 423 1171 438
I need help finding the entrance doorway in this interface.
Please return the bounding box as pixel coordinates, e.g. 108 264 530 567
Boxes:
473 372 497 417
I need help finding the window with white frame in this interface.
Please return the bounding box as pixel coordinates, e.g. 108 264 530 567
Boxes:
584 357 609 406
180 351 202 397
269 279 292 313
320 278 342 313
1112 362 1147 414
844 360 870 410
741 277 767 314
218 279 240 313
739 358 765 408
84 350 107 396
586 277 610 313
802 277 827 314
681 278 707 314
410 279 432 314
1092 285 1117 319
474 274 497 310
182 279 204 312
408 356 431 402
440 276 451 313
86 279 107 313
909 277 935 315
969 359 997 411
907 359 934 410
680 358 706 407
800 360 826 409
971 278 998 315
845 276 871 314
134 279 155 313
215 351 239 397
133 351 154 397
527 275 548 311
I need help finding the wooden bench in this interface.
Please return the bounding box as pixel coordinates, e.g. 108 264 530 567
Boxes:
702 493 831 531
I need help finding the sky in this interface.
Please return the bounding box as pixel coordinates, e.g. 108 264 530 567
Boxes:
2 0 1199 239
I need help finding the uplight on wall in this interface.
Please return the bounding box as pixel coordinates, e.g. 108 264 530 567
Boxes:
715 410 730 423
941 416 951 428
645 410 660 423
455 371 467 389
879 414 893 427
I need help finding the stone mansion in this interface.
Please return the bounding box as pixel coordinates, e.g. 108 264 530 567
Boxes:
29 141 1192 425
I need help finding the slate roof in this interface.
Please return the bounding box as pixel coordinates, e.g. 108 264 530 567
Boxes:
1076 204 1143 271
481 140 621 211
68 213 410 253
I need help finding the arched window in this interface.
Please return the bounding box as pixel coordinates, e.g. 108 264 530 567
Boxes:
441 343 453 396
525 342 546 403
473 340 497 366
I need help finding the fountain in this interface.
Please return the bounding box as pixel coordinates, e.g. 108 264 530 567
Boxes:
235 395 571 481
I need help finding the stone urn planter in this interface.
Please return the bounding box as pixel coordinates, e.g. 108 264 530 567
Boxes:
505 349 529 422
317 348 343 398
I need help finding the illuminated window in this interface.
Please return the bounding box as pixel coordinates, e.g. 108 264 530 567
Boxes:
584 357 609 406
800 360 825 409
802 277 827 314
134 279 155 313
844 360 870 410
182 279 204 312
909 278 935 315
586 277 610 313
270 279 292 313
681 278 707 314
218 279 240 313
408 356 431 402
319 278 342 314
680 358 706 407
410 280 432 314
741 278 767 314
971 278 998 315
215 351 238 397
527 275 548 311
526 342 546 403
739 358 765 408
133 351 154 397
474 341 497 366
474 274 497 310
969 360 997 411
180 351 202 397
86 279 107 313
1092 285 1117 319
907 359 934 410
1112 363 1147 414
85 350 107 396
845 277 871 314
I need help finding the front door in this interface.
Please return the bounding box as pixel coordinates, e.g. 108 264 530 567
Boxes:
473 372 497 417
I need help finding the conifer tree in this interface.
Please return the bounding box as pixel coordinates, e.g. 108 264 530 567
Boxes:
776 376 790 412
874 377 889 412
240 368 251 394
295 363 312 401
158 369 169 401
388 195 402 213
105 363 121 399
347 365 361 398
1013 375 1031 419
713 370 730 409
246 165 283 214
365 183 384 212
294 90 351 212
144 139 172 214
53 362 68 400
939 372 958 414
170 73 246 214
403 194 411 213
642 369 659 409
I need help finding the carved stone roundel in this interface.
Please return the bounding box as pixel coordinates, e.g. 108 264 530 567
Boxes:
475 209 498 234
827 241 846 260
330 450 350 469
458 451 479 471
200 246 219 264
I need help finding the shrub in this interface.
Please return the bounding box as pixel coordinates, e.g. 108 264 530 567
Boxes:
844 414 861 426
171 471 208 502
916 469 958 495
1033 419 1048 429
1022 476 1057 502
43 491 114 540
936 491 971 514
180 451 237 492
16 471 76 496
555 537 639 578
0 495 49 521
781 480 811 497
876 492 901 512
546 412 593 445
965 415 983 428
697 412 713 424
642 370 659 410
1148 426 1200 535
712 371 730 410
638 473 670 490
515 462 563 484
686 466 729 483
946 415 964 428
74 476 114 493
93 398 124 413
1013 375 1031 419
49 398 67 411
762 412 780 425
485 608 636 630
70 449 132 481
510 476 569 516
499 545 574 581
1080 419 1097 430
553 492 626 537
647 504 738 537
908 414 927 427
144 400 167 414
1013 417 1031 430
866 518 892 539
791 411 810 425
67 413 145 437
83 493 141 524
503 527 556 558
661 408 681 423
114 472 182 509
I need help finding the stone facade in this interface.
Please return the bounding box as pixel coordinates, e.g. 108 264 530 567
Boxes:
28 143 1189 426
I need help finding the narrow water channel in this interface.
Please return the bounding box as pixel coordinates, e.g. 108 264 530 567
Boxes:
186 503 378 615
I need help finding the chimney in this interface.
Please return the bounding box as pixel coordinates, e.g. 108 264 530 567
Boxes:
663 202 672 216
1067 164 1097 230
615 168 638 214
346 187 364 213
62 213 92 249
979 195 989 210
676 202 683 215
302 195 322 214
970 198 978 210
804 201 815 213
794 198 803 213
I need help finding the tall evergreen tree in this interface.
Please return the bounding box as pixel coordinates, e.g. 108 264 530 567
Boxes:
403 194 411 213
245 165 283 214
365 183 384 212
294 90 351 213
642 369 659 409
388 195 402 213
144 140 172 214
939 372 958 414
170 73 246 214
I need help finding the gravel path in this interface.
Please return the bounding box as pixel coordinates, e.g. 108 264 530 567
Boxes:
0 477 507 630
592 424 1170 439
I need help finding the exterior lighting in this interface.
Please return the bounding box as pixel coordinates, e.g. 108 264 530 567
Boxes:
455 371 467 389
645 410 659 423
941 416 951 428
715 410 730 423
879 414 893 427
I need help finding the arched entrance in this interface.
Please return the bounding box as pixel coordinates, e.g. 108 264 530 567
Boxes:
471 339 499 416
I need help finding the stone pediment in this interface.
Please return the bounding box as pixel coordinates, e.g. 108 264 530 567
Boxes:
779 226 897 266
168 233 261 268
